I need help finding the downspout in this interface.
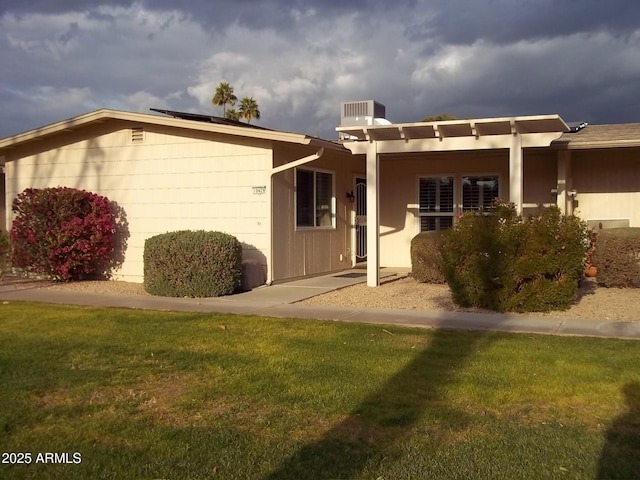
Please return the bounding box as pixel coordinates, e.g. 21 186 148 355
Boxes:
266 147 324 285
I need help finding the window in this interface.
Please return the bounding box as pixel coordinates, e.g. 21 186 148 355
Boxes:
462 175 499 212
296 168 335 228
418 174 500 232
418 176 454 232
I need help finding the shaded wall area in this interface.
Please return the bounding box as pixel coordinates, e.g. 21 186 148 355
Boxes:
271 143 363 281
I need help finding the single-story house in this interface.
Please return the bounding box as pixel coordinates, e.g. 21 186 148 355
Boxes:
0 102 638 287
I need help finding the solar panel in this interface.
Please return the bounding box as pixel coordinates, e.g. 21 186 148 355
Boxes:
150 108 272 131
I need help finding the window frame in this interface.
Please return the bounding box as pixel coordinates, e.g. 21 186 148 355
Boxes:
295 167 336 230
461 174 501 213
416 174 456 233
417 172 501 233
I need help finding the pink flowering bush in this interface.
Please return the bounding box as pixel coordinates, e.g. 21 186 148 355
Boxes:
10 187 116 281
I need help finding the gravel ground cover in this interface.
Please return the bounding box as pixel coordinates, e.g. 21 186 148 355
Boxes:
300 274 640 322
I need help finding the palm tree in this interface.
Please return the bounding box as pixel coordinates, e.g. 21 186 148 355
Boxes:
225 108 241 121
239 96 261 123
212 82 237 117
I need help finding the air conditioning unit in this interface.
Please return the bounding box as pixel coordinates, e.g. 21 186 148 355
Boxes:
340 100 386 127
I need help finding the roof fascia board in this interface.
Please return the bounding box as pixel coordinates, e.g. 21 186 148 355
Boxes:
0 109 347 152
552 139 640 150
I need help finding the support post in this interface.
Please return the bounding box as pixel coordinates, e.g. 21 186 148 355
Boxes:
557 150 572 215
366 141 380 287
509 133 523 214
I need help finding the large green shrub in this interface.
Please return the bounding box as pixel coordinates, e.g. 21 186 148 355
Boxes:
410 231 447 284
144 230 242 297
592 228 640 288
441 201 588 313
10 187 116 281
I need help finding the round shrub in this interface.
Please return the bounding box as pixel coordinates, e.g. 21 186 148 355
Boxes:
10 187 116 281
144 230 242 297
593 228 640 288
441 201 588 313
411 231 447 284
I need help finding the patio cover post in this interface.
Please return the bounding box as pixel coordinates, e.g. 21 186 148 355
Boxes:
366 141 380 287
557 150 572 215
509 132 523 214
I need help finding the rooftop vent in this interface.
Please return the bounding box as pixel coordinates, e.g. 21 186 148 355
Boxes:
131 126 144 143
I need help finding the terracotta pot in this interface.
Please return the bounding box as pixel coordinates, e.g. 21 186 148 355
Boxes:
584 266 597 277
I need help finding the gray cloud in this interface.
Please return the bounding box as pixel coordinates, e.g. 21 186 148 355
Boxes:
1 1 639 140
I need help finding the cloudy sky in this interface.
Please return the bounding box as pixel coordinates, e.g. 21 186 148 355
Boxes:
1 0 640 140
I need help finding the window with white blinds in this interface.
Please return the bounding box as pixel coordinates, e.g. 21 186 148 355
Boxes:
418 176 454 232
296 168 335 228
418 174 500 232
462 176 499 212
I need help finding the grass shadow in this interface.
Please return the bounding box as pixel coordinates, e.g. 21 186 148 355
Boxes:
264 326 497 479
597 381 640 479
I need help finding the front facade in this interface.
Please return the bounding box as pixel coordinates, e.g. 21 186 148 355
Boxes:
0 110 361 285
1 106 638 288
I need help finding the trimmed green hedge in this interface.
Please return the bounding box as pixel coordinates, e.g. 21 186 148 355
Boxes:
592 228 640 288
144 230 242 297
411 231 446 284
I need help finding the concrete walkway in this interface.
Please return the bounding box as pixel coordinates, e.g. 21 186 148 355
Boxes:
1 269 639 340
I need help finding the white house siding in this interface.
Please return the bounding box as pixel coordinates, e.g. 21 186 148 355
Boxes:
570 148 640 228
5 122 272 282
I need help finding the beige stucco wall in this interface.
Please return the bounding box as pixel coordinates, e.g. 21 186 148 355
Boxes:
5 122 272 282
570 148 640 228
377 151 511 267
522 150 558 216
271 143 363 281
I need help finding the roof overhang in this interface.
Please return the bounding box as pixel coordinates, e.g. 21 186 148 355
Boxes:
336 115 569 154
0 109 347 156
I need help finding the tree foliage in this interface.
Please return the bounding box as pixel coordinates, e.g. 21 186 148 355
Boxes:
212 81 237 117
212 82 261 123
225 108 241 121
422 113 459 122
239 96 261 123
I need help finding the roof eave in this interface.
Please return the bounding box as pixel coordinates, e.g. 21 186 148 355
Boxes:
552 139 640 150
0 109 348 153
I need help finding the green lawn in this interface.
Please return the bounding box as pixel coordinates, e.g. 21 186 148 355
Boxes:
0 302 639 479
